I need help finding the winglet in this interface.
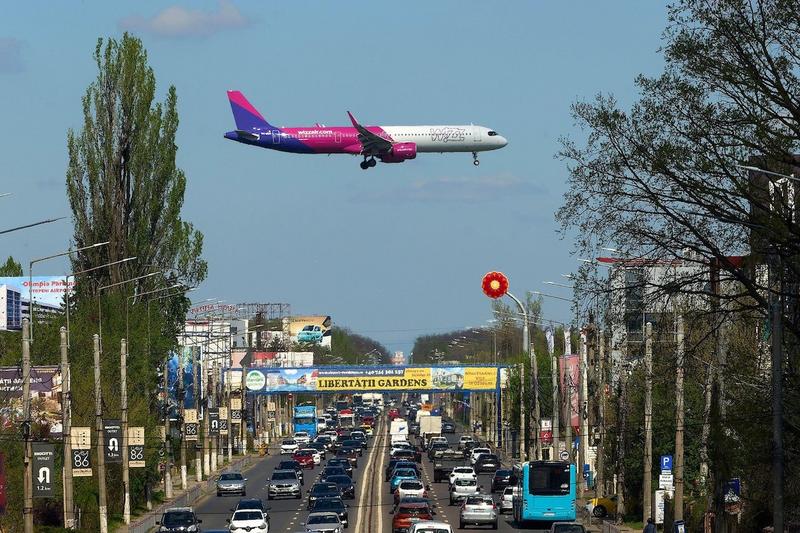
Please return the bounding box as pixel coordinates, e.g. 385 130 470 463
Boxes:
347 111 360 128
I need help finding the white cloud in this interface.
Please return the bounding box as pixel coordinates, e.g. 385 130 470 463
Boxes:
119 1 251 38
0 38 24 74
352 175 548 204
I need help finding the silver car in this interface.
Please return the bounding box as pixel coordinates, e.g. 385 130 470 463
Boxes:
499 486 514 514
458 495 498 529
268 469 302 500
303 511 344 533
216 472 247 496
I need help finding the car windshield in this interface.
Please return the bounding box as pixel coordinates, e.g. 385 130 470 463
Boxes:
328 476 351 484
397 506 430 517
474 448 490 454
162 511 195 526
272 471 296 480
312 484 338 494
279 461 300 469
465 496 493 505
480 455 499 461
308 514 339 524
495 469 511 476
237 500 262 510
400 481 423 490
529 463 571 496
454 468 473 473
233 511 263 521
296 450 312 456
282 439 296 445
504 487 514 495
313 499 344 511
394 469 416 477
414 529 450 533
219 473 242 481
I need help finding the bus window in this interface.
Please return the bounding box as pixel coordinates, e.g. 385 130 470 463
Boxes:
529 463 570 495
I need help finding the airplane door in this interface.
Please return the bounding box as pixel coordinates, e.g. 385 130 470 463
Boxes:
272 130 281 144
334 131 342 144
473 126 483 144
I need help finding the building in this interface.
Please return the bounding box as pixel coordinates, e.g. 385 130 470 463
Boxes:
0 284 22 331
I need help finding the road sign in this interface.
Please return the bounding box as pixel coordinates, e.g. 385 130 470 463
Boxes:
231 398 242 411
104 420 122 464
32 443 55 498
231 409 242 422
71 449 92 477
71 426 91 450
184 409 198 424
185 422 199 441
559 450 570 461
219 407 228 419
660 454 673 472
129 445 145 468
219 419 229 436
129 426 145 446
659 473 674 490
208 408 220 436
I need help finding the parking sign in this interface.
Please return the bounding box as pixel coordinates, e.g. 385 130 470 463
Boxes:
660 455 673 472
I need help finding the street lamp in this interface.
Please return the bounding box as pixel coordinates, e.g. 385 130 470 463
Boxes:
97 271 164 350
736 164 800 182
544 281 575 290
29 240 110 341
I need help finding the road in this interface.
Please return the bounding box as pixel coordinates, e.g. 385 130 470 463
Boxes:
193 416 552 532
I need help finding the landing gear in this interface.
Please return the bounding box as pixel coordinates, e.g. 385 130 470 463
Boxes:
472 152 480 166
360 157 377 170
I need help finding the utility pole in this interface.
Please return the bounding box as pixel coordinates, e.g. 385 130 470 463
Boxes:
531 342 542 461
93 334 108 533
563 329 573 463
22 319 33 533
203 352 210 476
227 368 233 463
179 350 187 490
505 292 529 461
595 330 605 498
547 329 560 457
241 363 247 455
211 363 218 472
163 359 172 499
643 322 653 523
578 330 588 499
121 338 131 524
674 315 685 521
193 347 201 482
60 326 75 529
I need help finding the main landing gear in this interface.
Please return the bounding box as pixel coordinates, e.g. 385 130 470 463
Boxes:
472 152 480 166
360 157 377 170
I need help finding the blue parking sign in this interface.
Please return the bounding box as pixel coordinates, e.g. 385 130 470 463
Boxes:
660 455 673 472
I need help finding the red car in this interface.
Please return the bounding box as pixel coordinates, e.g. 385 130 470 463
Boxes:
388 408 400 420
292 449 315 469
391 501 435 533
362 415 375 427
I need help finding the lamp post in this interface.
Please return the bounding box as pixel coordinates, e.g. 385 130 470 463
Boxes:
97 271 163 350
0 216 67 236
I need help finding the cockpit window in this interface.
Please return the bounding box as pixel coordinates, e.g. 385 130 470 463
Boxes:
488 131 498 136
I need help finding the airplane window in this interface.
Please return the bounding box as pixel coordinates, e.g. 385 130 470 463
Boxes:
488 131 498 136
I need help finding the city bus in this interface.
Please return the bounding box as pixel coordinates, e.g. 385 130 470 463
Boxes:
293 405 318 438
512 461 576 524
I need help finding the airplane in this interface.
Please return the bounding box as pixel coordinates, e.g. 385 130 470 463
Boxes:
224 90 508 169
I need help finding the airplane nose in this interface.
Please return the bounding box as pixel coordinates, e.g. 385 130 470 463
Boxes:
498 135 508 147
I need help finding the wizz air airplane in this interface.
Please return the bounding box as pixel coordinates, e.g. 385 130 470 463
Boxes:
224 91 508 169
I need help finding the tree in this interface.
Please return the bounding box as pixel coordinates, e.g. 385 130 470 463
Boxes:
66 34 206 294
0 256 22 276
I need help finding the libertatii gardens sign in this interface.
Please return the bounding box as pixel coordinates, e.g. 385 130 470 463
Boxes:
231 365 509 394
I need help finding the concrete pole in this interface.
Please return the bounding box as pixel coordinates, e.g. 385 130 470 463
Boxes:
227 369 233 463
578 330 588 499
674 315 685 521
643 322 653 523
22 319 33 533
163 360 173 499
564 329 573 463
531 341 542 460
549 331 560 457
179 350 187 490
193 347 201 482
203 353 210 475
60 327 75 529
505 292 529 461
121 339 131 524
595 331 606 498
93 334 108 533
241 364 247 455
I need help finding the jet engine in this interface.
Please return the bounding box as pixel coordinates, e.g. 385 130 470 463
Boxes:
379 142 417 163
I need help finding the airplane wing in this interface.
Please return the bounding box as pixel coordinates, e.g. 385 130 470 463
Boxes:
347 111 392 155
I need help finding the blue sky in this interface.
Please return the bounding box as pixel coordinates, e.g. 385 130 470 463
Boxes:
0 1 668 355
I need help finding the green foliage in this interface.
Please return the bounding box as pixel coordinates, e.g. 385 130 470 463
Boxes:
0 256 22 276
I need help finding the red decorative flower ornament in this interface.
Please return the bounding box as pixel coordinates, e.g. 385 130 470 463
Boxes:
482 271 509 299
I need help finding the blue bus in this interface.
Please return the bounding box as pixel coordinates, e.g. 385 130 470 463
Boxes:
513 461 576 524
293 404 318 438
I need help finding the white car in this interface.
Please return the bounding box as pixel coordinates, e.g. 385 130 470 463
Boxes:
280 439 299 455
427 436 448 450
228 509 269 532
409 521 453 533
301 448 323 465
294 431 311 445
303 511 343 533
469 447 492 465
449 466 477 486
323 430 339 442
458 436 475 450
499 486 515 514
394 479 427 503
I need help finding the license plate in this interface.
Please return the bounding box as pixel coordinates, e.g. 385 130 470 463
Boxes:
544 512 555 517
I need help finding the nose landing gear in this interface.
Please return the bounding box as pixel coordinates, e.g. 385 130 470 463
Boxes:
472 152 480 166
360 157 377 170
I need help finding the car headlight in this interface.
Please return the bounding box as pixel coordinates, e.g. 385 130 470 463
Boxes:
188 527 198 532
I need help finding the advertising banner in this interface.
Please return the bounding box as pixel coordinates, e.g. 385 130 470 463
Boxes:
240 366 502 393
128 427 145 468
0 276 75 331
288 316 332 349
540 418 553 445
103 420 122 464
166 346 200 418
71 427 92 477
0 366 63 436
32 443 55 498
208 409 220 436
0 453 5 514
559 355 580 432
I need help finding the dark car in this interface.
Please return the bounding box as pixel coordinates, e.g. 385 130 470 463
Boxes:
156 507 202 533
278 460 304 485
442 421 456 433
326 474 356 499
320 466 349 483
475 453 501 473
336 448 359 468
327 458 353 478
315 435 334 450
491 468 516 492
309 497 350 529
340 440 363 456
234 497 270 520
349 431 368 449
427 442 449 461
391 448 420 464
307 482 341 509
409 422 420 435
433 450 468 483
385 459 420 481
308 441 328 458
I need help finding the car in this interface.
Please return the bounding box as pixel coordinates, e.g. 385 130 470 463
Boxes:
550 523 586 533
360 424 374 436
441 421 455 433
499 486 514 514
393 479 428 505
461 440 481 456
281 439 300 455
469 447 492 465
349 431 368 448
315 435 334 450
458 494 498 530
303 512 344 533
474 453 500 473
309 497 350 529
216 472 247 496
409 422 420 435
448 466 477 486
308 441 328 458
307 483 341 509
458 436 476 450
433 450 467 483
409 521 453 533
390 501 435 533
323 430 339 442
449 478 480 505
234 498 270 522
427 442 449 461
320 466 349 483
267 469 302 500
293 449 316 469
490 469 516 492
339 440 364 456
294 431 311 445
325 474 356 499
335 448 359 468
390 468 419 493
426 436 448 451
388 408 401 420
278 460 305 485
227 509 269 532
586 494 617 518
385 459 419 481
327 458 353 478
156 507 202 533
300 447 324 465
297 324 324 344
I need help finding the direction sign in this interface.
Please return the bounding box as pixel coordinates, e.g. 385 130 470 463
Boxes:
32 443 55 498
184 409 198 424
71 426 91 450
208 408 220 436
104 420 122 464
230 398 242 411
128 426 145 446
129 445 145 468
72 449 92 477
660 454 673 472
659 473 674 490
231 409 242 422
185 422 199 441
559 450 570 461
219 419 229 436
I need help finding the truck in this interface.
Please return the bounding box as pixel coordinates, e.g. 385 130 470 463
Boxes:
390 418 409 445
420 415 443 447
338 408 355 429
416 409 431 424
361 393 384 411
293 404 318 438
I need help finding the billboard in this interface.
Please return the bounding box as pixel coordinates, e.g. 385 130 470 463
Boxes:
0 276 75 330
288 316 332 349
0 366 63 436
250 351 314 368
559 355 580 432
240 365 502 393
166 346 200 418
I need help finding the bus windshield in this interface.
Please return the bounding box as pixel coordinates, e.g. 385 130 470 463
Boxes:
529 463 571 495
